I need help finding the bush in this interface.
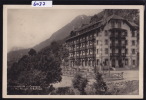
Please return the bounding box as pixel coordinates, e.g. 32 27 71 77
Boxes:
107 80 139 95
72 73 88 95
85 84 96 95
93 72 107 95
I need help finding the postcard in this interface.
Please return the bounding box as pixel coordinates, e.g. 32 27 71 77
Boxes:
3 5 144 98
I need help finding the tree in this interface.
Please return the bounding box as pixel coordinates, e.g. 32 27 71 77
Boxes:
103 9 139 25
28 49 37 56
93 72 107 95
8 43 62 94
72 73 88 95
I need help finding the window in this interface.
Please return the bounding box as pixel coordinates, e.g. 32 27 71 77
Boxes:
90 49 93 54
112 48 115 53
88 60 90 66
132 60 135 65
97 59 99 65
118 21 121 28
115 49 118 53
122 40 125 45
105 59 108 66
105 48 108 54
132 49 135 54
112 59 115 64
111 20 115 28
132 40 135 46
122 32 125 36
83 43 85 47
125 49 128 54
96 32 99 36
105 30 108 36
112 32 115 36
125 31 127 36
122 48 125 53
115 40 118 45
125 59 128 65
115 32 118 36
90 41 92 45
97 40 98 45
125 40 128 45
132 31 135 37
83 51 85 55
97 49 98 54
105 39 108 45
77 52 79 56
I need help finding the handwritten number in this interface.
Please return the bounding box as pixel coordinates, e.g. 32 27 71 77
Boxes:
43 2 45 6
33 1 48 6
39 2 42 6
33 1 36 6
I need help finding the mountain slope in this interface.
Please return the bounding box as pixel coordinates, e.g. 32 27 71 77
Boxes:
7 15 91 63
33 15 91 51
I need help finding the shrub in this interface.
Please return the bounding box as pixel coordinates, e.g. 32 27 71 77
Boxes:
93 72 107 95
72 73 88 95
106 80 139 95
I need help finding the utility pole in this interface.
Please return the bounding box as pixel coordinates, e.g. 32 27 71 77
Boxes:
108 31 111 76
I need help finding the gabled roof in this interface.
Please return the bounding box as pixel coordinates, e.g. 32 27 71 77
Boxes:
109 14 124 20
127 21 138 27
66 14 138 41
106 14 124 23
105 14 138 29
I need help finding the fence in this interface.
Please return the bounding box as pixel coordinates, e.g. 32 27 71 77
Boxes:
103 72 124 80
62 67 95 78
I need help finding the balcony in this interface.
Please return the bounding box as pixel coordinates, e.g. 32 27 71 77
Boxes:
70 57 75 60
69 49 74 52
88 37 95 41
121 53 126 57
80 46 86 50
110 35 126 40
70 42 74 46
81 39 86 43
76 47 80 51
80 55 86 58
88 45 94 49
76 56 80 59
110 45 126 48
110 53 126 57
76 41 80 44
87 54 95 58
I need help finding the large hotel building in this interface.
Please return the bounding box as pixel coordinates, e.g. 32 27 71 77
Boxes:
65 14 139 72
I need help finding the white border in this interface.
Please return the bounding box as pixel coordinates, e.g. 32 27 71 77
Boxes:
3 5 144 99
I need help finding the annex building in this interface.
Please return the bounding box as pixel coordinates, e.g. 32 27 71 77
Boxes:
65 14 139 73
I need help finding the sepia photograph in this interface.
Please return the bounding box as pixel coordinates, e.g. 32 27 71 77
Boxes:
3 5 144 98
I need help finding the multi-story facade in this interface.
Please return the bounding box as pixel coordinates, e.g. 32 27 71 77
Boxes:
65 14 138 71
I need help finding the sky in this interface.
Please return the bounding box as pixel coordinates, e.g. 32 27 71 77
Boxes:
7 9 103 52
